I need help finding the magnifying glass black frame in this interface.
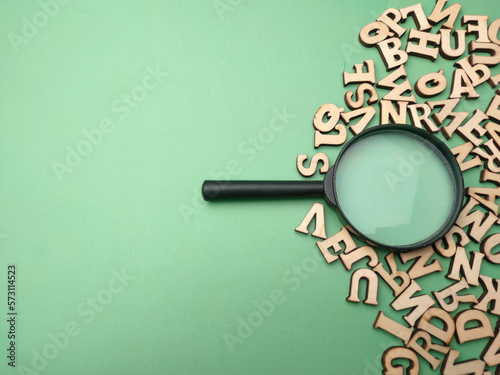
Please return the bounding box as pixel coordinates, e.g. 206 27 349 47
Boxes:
202 124 464 252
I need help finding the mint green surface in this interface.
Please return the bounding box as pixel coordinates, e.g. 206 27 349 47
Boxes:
0 1 499 374
335 131 454 246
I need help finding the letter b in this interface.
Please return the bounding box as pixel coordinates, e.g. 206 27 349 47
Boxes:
39 0 60 17
253 299 275 317
48 330 69 350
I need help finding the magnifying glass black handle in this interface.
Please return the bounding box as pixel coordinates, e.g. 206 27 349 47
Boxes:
202 180 324 201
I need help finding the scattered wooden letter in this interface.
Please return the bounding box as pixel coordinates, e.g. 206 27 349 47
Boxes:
343 60 376 85
455 197 497 243
446 246 484 286
316 226 357 264
441 349 486 375
406 29 441 61
415 69 447 98
450 142 483 172
373 252 411 297
406 330 450 370
417 307 455 345
295 203 327 239
347 268 379 305
432 277 478 313
390 280 435 326
439 29 467 60
296 153 329 177
428 0 462 30
381 346 420 375
339 245 378 271
373 311 414 344
433 225 471 258
455 309 494 344
481 233 500 264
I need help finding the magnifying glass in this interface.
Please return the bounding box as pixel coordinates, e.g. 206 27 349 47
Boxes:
202 124 464 251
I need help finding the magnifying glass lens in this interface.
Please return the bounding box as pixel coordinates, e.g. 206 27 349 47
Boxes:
334 130 456 247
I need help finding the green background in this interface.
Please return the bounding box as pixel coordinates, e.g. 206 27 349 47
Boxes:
1 0 500 374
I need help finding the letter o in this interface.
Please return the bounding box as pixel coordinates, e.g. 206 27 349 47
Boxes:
409 150 425 166
76 140 93 156
42 343 58 360
302 257 318 273
247 311 264 328
97 288 113 306
131 86 147 103
258 128 274 144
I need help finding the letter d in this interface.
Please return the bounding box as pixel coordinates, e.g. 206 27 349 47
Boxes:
397 156 415 178
48 331 69 350
21 17 38 39
235 317 253 339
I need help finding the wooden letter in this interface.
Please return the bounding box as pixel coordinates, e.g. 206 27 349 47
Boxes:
439 29 466 60
313 104 347 147
450 69 480 100
433 225 470 258
428 0 461 29
347 268 378 305
373 311 414 344
450 142 483 172
473 138 500 173
377 65 416 102
486 94 500 124
359 22 392 48
455 57 491 87
408 103 440 132
426 98 468 139
339 246 378 271
456 197 497 243
441 350 486 375
433 277 478 312
390 280 435 326
382 346 420 375
344 83 378 110
407 330 450 370
400 4 432 31
406 29 441 61
481 233 500 264
475 275 500 315
481 327 500 367
296 153 329 177
465 185 500 215
417 307 455 344
343 60 376 85
469 41 500 67
456 109 489 146
488 18 500 45
398 246 442 279
295 203 327 239
316 226 357 264
377 8 406 37
446 247 484 286
415 69 447 98
373 252 411 297
376 37 409 71
379 100 408 124
463 15 490 43
455 309 494 344
341 106 376 135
